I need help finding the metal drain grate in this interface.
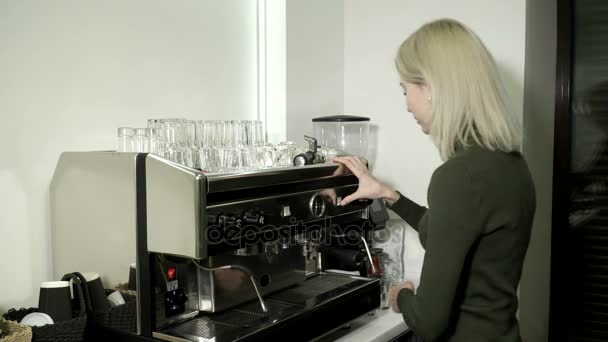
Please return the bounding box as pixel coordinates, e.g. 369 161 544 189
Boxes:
162 299 295 340
267 274 360 306
167 317 226 340
292 274 357 295
160 274 367 341
230 301 291 317
210 301 291 328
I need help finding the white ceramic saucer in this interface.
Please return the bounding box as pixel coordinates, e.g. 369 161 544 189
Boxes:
21 312 54 327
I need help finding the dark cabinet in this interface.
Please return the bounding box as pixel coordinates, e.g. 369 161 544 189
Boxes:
551 0 608 340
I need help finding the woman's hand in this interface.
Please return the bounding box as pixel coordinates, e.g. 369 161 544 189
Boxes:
331 156 400 206
389 280 415 313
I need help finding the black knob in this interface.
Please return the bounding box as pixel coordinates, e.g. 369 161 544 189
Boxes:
293 151 316 166
242 209 265 225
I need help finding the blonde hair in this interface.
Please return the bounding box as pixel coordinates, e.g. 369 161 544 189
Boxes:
395 18 521 160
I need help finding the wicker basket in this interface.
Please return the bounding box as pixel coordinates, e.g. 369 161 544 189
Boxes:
2 272 92 342
32 272 91 342
94 290 137 334
29 316 87 342
0 319 32 342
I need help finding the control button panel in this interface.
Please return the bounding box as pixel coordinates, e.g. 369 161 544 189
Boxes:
206 185 365 229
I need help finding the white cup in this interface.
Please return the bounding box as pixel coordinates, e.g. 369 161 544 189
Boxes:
107 291 126 307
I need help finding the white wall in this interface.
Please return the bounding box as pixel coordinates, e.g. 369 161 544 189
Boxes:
286 0 344 144
286 0 527 285
519 0 556 340
265 0 287 144
0 0 258 312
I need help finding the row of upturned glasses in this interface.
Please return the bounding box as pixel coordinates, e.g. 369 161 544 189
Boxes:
117 119 318 173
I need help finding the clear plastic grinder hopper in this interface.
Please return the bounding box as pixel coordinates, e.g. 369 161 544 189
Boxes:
312 115 370 159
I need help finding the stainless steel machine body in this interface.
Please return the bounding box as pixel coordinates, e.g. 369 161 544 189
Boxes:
51 152 380 341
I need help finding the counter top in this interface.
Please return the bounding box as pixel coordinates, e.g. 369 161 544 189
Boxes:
315 307 409 342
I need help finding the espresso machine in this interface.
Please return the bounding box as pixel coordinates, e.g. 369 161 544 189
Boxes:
51 151 383 341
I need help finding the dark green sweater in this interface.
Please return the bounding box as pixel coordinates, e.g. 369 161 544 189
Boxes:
391 145 536 341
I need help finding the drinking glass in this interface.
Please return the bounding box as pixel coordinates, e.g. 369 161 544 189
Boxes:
275 141 303 167
139 119 274 172
237 147 254 170
239 121 253 147
155 119 190 164
254 121 264 145
199 146 220 173
318 146 340 162
147 128 165 156
147 119 161 130
194 121 207 148
117 127 135 152
381 278 401 310
204 121 219 147
254 143 275 169
134 128 149 152
184 120 196 147
158 119 180 146
182 120 200 168
215 121 230 147
219 146 240 172
164 147 184 165
232 121 245 147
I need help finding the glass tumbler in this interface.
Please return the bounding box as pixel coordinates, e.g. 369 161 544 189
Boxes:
199 146 220 173
237 147 254 170
134 128 149 153
117 127 135 152
203 121 219 147
254 121 264 145
275 141 303 167
381 278 401 310
254 143 276 169
147 128 164 156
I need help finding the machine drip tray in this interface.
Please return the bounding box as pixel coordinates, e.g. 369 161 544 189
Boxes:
155 273 380 342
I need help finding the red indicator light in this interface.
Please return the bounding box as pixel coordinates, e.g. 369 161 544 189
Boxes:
168 267 176 281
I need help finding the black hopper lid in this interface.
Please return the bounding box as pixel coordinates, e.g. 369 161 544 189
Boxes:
312 115 370 122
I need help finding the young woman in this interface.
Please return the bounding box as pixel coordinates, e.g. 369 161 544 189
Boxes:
333 19 536 341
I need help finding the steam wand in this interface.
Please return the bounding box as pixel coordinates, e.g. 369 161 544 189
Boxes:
360 236 377 274
192 259 268 313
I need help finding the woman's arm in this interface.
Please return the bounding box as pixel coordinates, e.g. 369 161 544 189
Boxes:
395 162 482 341
385 190 428 231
